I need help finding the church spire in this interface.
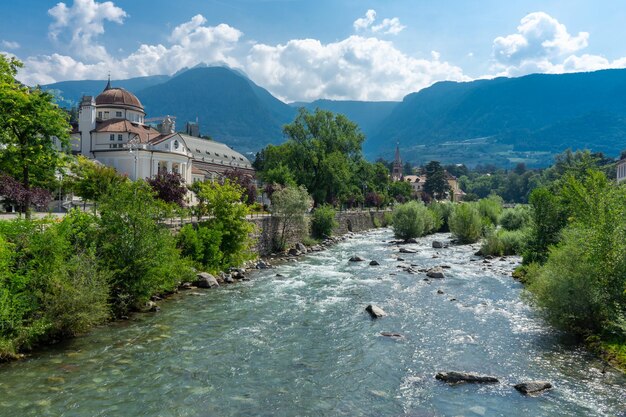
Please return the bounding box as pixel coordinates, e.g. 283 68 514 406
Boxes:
103 72 111 91
394 141 401 164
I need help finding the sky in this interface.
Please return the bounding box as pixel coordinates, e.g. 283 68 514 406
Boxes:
2 0 626 102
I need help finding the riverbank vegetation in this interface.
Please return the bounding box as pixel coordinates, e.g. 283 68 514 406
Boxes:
0 178 254 361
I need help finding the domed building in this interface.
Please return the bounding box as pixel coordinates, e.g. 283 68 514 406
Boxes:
73 79 253 184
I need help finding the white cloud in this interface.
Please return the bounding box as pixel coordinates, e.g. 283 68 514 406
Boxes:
18 10 243 86
354 9 376 31
353 9 405 35
1 40 20 50
245 36 468 102
48 0 127 61
490 11 626 76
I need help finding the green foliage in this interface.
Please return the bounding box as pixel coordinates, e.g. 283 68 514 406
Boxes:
97 180 194 314
388 180 413 203
449 203 482 244
0 55 71 216
477 194 503 225
499 205 531 231
382 211 393 227
0 214 111 359
271 185 312 251
429 201 453 232
255 109 393 207
424 161 450 200
177 224 223 272
392 201 434 240
525 172 626 340
522 187 567 264
191 180 255 269
311 205 337 239
481 227 528 256
70 156 127 207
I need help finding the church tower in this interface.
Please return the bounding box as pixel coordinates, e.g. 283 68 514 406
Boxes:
78 95 96 157
391 142 403 181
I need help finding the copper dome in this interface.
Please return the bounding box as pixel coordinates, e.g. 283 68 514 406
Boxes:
95 87 144 112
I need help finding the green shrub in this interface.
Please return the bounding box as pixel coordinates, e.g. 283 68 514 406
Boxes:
392 201 433 240
177 223 224 272
478 195 503 225
522 187 567 264
429 201 453 232
372 216 382 228
499 206 530 231
98 181 194 315
382 211 393 227
481 227 527 256
449 203 482 243
311 205 337 238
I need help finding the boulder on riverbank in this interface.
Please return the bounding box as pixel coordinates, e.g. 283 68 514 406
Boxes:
435 371 499 384
514 381 552 395
426 267 445 279
195 272 219 288
365 304 386 318
295 242 308 254
349 255 367 262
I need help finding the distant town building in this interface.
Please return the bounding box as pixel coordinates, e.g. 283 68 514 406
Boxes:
72 80 253 183
185 120 200 137
391 142 403 181
403 175 426 195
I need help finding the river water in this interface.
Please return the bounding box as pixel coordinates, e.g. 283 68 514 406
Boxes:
0 229 624 417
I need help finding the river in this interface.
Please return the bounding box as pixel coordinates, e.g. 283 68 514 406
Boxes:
0 229 624 416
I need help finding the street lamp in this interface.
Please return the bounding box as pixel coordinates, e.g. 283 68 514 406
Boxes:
127 136 140 180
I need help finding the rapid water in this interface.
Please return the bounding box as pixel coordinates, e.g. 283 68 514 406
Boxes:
0 229 624 417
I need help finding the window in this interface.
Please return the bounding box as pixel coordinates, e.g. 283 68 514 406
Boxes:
97 111 102 119
110 134 115 141
158 161 167 174
118 134 123 141
116 111 122 117
104 111 109 119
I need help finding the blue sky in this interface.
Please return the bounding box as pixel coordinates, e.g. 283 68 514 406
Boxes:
2 0 626 102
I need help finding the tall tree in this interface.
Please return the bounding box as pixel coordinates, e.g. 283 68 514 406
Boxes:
423 161 450 200
0 55 70 217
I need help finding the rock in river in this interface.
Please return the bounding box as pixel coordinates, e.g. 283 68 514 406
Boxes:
365 304 386 318
426 267 445 279
369 260 380 266
399 248 417 254
432 241 448 248
514 381 552 395
195 272 219 288
435 371 499 384
349 255 366 262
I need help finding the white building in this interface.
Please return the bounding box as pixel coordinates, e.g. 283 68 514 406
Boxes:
72 80 254 183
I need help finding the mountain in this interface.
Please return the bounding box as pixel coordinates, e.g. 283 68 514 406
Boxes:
43 75 171 109
135 67 296 154
367 69 626 167
292 99 398 137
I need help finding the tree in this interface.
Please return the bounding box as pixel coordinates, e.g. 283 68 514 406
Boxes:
146 171 187 207
277 108 365 205
270 185 312 251
0 172 52 212
70 156 127 209
423 161 450 200
311 205 337 239
0 55 70 217
223 168 257 205
449 203 482 243
190 179 254 269
392 201 433 240
388 180 413 203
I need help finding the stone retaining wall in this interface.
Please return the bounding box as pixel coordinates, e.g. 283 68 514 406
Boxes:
250 210 389 256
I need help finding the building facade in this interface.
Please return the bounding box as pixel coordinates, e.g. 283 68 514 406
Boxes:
72 81 254 183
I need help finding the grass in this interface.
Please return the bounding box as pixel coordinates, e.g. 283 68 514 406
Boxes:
586 334 626 372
